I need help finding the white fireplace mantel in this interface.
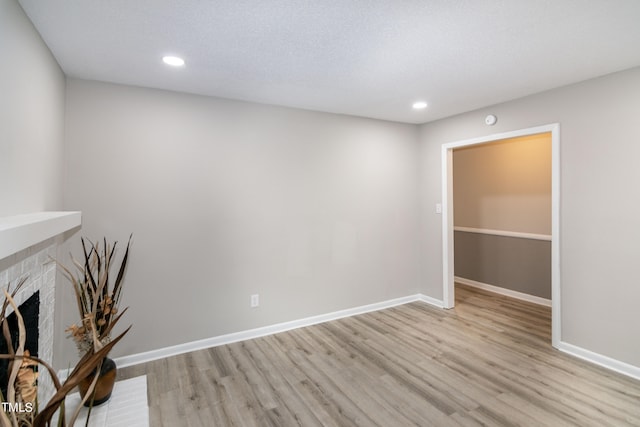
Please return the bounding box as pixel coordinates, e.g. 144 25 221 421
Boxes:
0 211 82 260
0 211 82 404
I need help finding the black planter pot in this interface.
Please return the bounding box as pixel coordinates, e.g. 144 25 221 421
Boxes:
78 357 117 406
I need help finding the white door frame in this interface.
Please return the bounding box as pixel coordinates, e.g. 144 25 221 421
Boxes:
441 123 561 348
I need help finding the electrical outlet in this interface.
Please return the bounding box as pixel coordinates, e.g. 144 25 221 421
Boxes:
436 203 442 214
251 294 259 308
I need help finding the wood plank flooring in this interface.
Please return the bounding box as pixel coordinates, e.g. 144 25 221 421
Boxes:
119 284 640 426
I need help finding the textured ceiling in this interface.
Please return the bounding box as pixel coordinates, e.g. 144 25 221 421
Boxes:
17 0 640 123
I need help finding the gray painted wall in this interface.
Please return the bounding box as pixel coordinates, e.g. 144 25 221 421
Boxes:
0 0 71 370
61 79 422 364
5 0 640 373
454 232 551 299
0 0 65 216
418 66 640 367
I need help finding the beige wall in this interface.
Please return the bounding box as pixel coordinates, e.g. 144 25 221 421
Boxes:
0 0 65 216
61 79 422 364
452 134 552 298
418 66 640 367
453 133 551 234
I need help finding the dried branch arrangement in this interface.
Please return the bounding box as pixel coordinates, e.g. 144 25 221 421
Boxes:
57 237 131 355
0 236 132 426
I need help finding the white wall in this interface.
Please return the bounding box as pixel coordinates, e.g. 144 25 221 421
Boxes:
418 66 640 367
0 0 65 216
62 79 421 363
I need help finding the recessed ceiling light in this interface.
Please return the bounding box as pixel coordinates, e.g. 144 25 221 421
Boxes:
162 56 185 67
412 101 428 110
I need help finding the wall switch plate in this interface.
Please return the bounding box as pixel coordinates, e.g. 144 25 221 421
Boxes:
436 203 442 214
251 294 259 308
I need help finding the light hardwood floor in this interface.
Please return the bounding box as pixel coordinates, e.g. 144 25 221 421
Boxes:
119 284 640 426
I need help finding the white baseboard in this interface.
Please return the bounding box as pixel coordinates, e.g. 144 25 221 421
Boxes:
455 276 551 307
57 292 444 379
108 293 443 370
417 294 445 308
58 292 640 384
557 341 640 381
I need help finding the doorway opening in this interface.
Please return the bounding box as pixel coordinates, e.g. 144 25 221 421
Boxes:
441 124 560 348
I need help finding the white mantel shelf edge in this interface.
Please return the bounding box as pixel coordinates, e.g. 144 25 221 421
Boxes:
0 211 82 260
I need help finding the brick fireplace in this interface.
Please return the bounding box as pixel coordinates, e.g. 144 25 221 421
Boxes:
0 212 81 404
